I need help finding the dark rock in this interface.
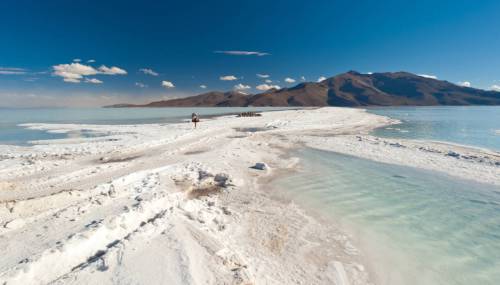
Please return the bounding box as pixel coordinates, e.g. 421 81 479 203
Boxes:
251 162 268 170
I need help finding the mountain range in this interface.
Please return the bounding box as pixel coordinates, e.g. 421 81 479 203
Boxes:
106 71 500 107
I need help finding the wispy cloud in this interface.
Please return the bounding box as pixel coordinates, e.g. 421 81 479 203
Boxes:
219 75 238 81
234 83 251 90
162 80 175 88
458 81 471 87
73 58 81 62
214 50 270 56
265 79 272 83
0 67 27 75
139 68 159 76
256 84 280 91
85 78 103 84
317 76 326 82
200 84 207 89
418 74 438 79
257 73 270 78
300 76 306 81
87 59 96 63
135 82 147 88
52 62 127 83
284 77 296 83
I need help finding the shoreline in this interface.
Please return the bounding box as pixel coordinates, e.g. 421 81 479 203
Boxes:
0 107 498 284
259 146 386 285
303 134 500 186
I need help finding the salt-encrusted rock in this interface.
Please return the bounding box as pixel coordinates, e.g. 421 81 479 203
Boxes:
446 151 460 158
214 173 230 187
389 142 404 148
251 162 269 170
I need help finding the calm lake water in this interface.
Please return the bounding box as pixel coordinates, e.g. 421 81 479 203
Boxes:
275 148 500 285
0 107 292 145
369 106 500 151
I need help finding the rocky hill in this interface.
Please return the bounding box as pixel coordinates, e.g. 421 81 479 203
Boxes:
105 71 500 107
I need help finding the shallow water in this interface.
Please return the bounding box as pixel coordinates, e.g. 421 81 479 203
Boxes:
275 148 500 285
368 106 500 151
0 107 292 145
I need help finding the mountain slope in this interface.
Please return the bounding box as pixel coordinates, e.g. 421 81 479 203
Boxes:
138 91 248 107
106 71 500 107
322 71 500 106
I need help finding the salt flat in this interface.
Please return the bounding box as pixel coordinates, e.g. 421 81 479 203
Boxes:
0 107 498 285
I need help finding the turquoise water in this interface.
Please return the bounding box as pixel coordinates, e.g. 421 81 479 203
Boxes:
0 107 292 145
369 106 500 151
276 148 500 285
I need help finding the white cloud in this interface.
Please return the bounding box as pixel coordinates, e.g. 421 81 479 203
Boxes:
139 68 159 76
491 85 500 91
87 59 96 63
52 63 98 83
85 78 103 84
220 75 238 81
458 81 471 87
418 74 438 79
256 84 280 91
135 82 147 88
317 76 327 82
162 80 175 88
73 58 81 62
200 84 207 89
300 76 306 81
0 67 27 75
265 79 272 83
98 65 127 75
234 83 251 90
214 50 270 56
52 62 127 83
284 77 296 83
257 73 270 78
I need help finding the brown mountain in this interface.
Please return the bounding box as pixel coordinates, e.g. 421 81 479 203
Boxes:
106 71 500 107
138 91 248 107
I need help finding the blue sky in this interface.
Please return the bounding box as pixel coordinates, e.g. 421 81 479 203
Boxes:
1 0 500 107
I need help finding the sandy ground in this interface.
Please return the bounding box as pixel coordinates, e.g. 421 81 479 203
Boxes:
0 107 498 285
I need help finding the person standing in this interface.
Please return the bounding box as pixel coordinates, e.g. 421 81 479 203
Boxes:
191 113 200 128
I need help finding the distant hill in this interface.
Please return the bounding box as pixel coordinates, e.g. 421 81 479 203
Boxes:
138 91 248 107
105 71 500 107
